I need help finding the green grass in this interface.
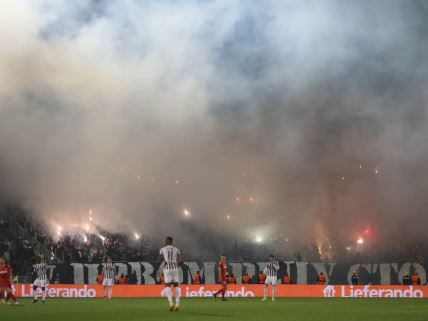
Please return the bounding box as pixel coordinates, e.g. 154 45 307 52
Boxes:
2 298 428 321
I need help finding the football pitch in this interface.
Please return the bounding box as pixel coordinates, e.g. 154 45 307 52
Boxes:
2 298 428 321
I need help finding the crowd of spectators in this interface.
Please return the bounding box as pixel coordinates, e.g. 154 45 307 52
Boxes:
0 216 12 261
0 208 160 275
48 232 159 263
1 205 427 276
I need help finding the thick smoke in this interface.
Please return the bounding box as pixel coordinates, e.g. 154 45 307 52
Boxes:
1 0 428 260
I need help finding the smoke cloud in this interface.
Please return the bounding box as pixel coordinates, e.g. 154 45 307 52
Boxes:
1 0 428 260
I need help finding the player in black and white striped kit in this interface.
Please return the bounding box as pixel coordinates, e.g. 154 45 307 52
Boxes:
158 237 183 311
33 256 48 303
262 255 280 301
102 257 115 301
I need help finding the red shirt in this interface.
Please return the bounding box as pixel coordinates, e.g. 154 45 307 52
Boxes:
411 275 421 285
219 262 226 281
194 274 201 284
242 275 251 284
0 266 11 286
6 264 12 283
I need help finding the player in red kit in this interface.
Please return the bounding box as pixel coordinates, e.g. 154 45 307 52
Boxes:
213 255 227 301
0 258 18 305
4 261 13 303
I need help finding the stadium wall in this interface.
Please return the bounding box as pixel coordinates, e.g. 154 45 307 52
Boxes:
15 284 428 298
38 261 427 285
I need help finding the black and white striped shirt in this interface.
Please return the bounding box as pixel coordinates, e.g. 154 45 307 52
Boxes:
165 262 178 269
264 261 280 277
103 263 115 280
34 262 47 280
160 246 180 270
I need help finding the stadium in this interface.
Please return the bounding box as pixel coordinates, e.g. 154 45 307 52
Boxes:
1 1 428 320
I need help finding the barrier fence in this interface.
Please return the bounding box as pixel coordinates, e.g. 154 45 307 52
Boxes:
15 284 428 299
35 261 428 285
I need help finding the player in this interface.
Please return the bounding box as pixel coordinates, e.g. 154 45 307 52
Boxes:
33 256 48 303
2 260 12 304
158 236 183 311
0 257 18 305
262 255 279 301
102 257 115 301
2 260 13 304
213 255 227 301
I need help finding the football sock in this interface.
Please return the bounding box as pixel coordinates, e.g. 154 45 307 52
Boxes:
165 287 173 306
175 287 181 305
